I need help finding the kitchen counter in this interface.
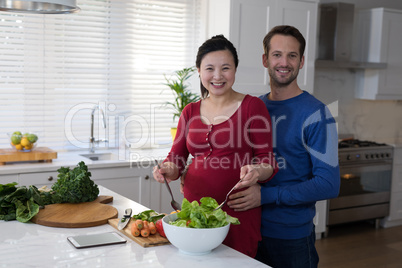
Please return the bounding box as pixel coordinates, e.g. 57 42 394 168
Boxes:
0 186 269 268
0 147 171 175
0 147 185 218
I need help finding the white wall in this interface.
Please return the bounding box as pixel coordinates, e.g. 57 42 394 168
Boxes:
320 0 402 10
314 0 402 144
314 68 402 143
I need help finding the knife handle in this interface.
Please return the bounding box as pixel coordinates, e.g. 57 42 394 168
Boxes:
125 208 132 217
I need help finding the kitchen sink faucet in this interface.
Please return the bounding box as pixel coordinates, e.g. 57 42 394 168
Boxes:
90 105 107 153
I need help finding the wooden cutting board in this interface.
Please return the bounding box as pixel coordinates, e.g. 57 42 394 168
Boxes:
0 147 57 165
108 218 170 247
31 195 118 228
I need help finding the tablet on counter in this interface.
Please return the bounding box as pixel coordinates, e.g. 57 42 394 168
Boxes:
67 232 127 249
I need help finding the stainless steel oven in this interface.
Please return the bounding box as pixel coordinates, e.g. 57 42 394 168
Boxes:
327 140 393 229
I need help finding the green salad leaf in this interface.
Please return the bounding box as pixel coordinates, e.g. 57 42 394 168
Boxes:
132 209 165 223
169 197 240 228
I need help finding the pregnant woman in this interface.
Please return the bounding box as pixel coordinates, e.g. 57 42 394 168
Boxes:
152 35 277 257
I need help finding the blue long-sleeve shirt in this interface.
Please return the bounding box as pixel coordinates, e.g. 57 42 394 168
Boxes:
259 91 340 239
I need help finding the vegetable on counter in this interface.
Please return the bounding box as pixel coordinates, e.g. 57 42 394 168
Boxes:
51 161 99 203
130 210 166 238
169 197 240 228
132 209 165 223
135 219 144 230
0 161 99 223
155 219 166 237
130 219 154 238
149 222 157 234
140 221 150 237
131 224 140 237
0 182 54 223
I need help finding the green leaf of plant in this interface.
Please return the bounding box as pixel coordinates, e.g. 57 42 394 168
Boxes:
162 66 200 121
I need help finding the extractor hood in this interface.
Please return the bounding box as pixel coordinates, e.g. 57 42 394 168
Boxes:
0 0 80 14
316 2 386 69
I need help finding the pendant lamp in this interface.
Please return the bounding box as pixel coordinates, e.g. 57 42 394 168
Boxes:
0 0 80 14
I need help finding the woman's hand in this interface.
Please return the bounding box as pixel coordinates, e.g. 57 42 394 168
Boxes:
235 163 273 189
237 165 261 188
152 161 179 183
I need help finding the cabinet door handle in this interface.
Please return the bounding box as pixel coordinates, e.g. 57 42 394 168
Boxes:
145 175 149 180
48 176 53 181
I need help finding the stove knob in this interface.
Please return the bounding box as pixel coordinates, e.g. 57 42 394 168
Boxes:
365 154 370 159
346 155 351 160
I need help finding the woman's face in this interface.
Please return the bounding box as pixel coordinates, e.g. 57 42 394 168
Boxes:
197 49 236 97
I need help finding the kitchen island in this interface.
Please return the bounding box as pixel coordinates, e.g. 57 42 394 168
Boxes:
0 186 269 268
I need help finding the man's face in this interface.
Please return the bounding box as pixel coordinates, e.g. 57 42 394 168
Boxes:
262 34 304 87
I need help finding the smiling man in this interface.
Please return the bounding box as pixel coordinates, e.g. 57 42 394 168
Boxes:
227 25 340 268
264 34 304 93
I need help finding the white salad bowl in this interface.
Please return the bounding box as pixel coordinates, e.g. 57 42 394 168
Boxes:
162 213 230 255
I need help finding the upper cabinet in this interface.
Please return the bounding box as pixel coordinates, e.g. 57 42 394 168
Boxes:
355 8 402 100
277 0 318 94
207 0 318 96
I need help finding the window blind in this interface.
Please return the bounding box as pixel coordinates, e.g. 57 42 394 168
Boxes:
0 0 203 152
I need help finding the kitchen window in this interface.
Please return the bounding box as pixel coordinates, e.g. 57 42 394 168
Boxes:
0 0 204 151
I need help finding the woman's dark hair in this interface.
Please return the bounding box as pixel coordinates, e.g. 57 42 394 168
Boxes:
263 25 306 59
196 35 239 98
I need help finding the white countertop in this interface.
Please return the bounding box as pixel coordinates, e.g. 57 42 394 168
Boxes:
2 142 401 176
0 186 269 268
0 147 171 175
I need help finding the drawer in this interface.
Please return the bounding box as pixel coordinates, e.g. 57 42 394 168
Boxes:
19 171 59 187
0 174 19 185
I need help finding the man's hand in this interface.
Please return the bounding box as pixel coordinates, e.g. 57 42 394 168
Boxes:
227 183 261 211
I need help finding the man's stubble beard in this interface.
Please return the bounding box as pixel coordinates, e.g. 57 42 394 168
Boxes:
268 66 300 89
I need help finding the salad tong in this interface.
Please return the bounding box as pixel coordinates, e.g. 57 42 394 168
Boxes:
213 179 243 211
155 160 181 211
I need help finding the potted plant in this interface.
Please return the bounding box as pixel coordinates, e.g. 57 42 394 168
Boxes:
164 66 200 140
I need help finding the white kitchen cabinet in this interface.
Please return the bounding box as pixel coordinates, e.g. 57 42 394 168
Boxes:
382 146 402 228
90 165 157 210
91 164 183 214
355 8 402 100
19 171 59 188
0 174 19 185
391 147 402 193
207 0 318 96
387 192 402 222
277 0 318 93
208 0 276 97
314 200 327 239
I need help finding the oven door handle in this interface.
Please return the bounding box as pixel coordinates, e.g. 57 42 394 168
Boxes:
340 162 391 174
